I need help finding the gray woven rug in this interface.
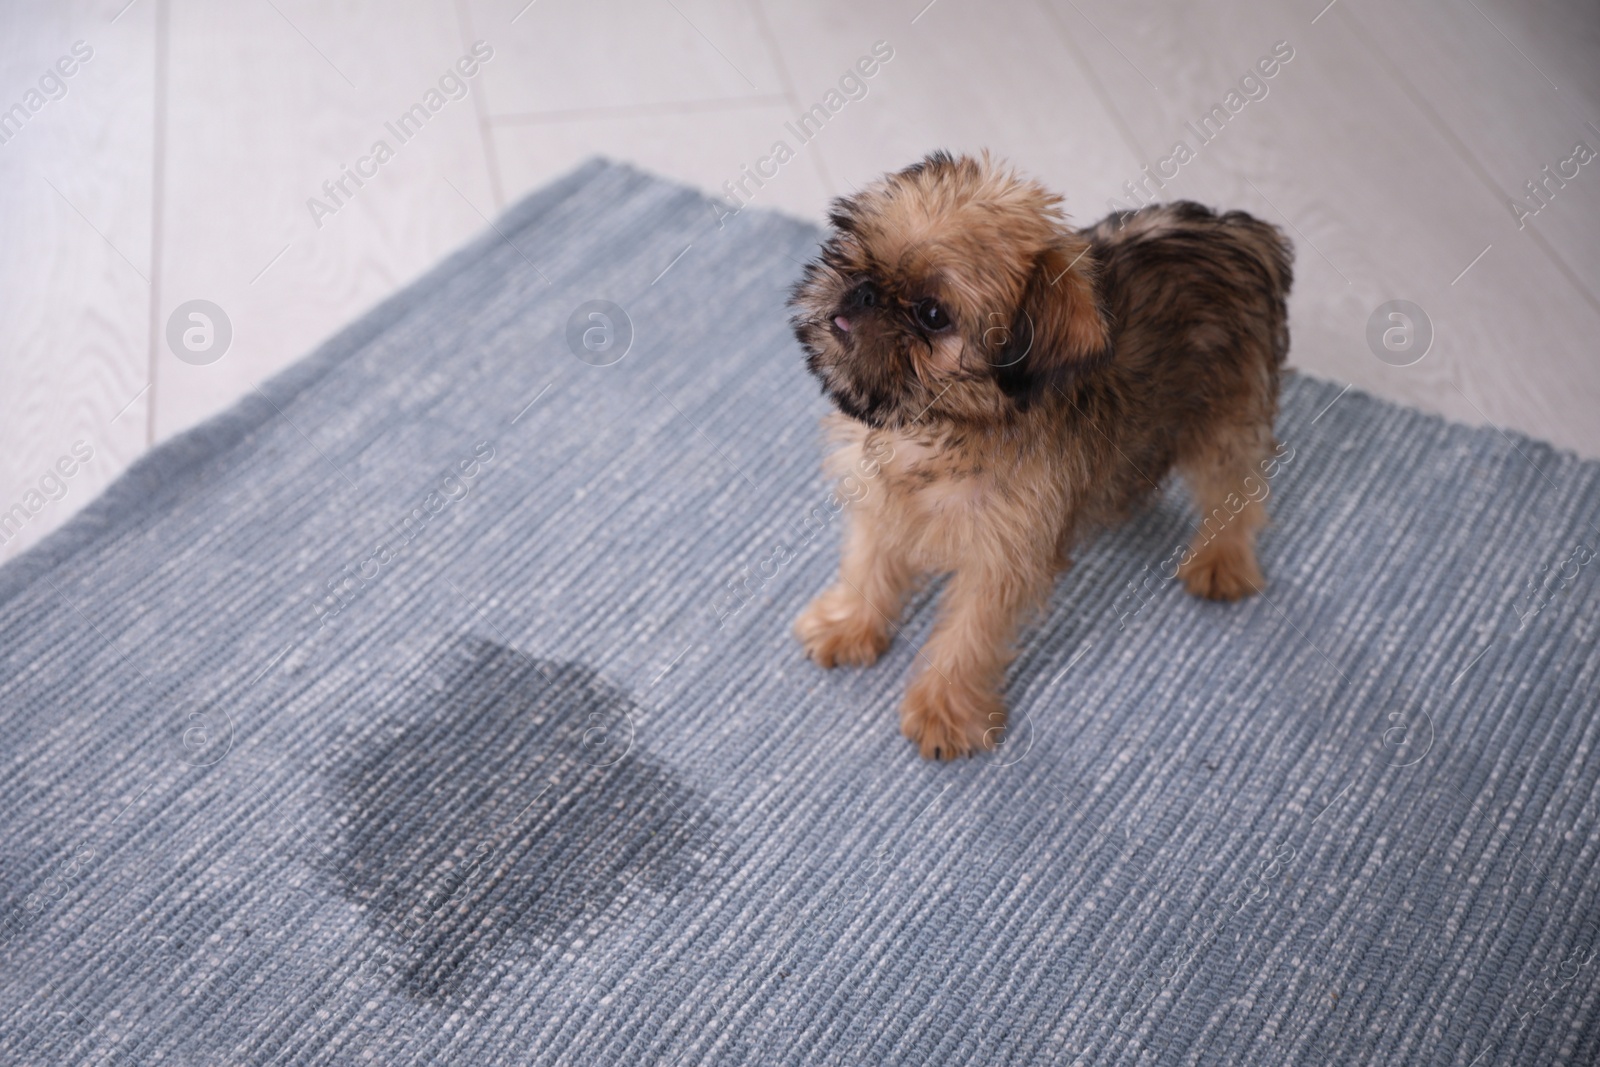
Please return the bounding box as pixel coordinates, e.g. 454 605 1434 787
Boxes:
2 159 1597 1066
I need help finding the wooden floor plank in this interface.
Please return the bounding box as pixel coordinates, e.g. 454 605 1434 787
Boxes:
490 102 836 224
154 0 499 442
1346 0 1600 315
752 0 1144 226
0 1 153 563
464 0 785 117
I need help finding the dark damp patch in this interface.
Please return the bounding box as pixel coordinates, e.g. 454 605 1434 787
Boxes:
319 637 716 1002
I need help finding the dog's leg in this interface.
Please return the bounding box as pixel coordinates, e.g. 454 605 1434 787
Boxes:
795 508 913 668
901 560 1048 760
1177 426 1271 601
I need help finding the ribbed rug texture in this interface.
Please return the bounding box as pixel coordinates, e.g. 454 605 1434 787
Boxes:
1 159 1598 1066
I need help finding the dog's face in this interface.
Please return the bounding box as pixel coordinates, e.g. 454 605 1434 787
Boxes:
790 152 1111 429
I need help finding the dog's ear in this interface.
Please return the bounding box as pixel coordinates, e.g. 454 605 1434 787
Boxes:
992 237 1111 406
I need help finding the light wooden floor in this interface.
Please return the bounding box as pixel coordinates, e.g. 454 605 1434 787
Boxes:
3 0 1597 563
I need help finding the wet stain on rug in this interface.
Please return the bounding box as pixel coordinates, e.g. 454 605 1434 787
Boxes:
319 637 716 1002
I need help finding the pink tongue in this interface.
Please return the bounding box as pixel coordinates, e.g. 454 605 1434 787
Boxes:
834 315 851 332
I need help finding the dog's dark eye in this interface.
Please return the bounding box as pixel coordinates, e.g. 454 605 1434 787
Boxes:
914 298 951 332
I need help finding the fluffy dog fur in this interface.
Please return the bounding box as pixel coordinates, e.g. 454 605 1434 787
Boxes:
789 151 1293 760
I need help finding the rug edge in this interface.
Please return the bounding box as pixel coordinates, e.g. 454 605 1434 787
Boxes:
0 157 619 611
3 157 1592 615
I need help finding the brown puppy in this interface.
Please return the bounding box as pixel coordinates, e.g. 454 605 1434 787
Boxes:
789 151 1293 761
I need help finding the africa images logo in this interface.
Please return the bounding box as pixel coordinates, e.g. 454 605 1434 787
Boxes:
305 41 494 229
165 299 233 365
0 40 93 147
711 41 895 226
0 441 95 549
312 441 496 628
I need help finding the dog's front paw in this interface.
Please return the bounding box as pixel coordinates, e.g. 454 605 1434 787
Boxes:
900 674 1003 761
794 585 892 668
1179 539 1264 601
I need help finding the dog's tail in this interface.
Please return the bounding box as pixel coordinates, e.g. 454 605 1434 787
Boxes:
1221 211 1295 369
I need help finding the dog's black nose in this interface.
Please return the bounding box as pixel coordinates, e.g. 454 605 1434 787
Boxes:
845 281 879 311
